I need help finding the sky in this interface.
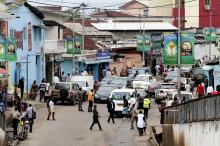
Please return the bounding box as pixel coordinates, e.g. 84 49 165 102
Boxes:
29 0 131 10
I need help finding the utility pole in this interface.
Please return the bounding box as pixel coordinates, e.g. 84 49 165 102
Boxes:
209 5 212 61
82 3 85 51
177 0 181 97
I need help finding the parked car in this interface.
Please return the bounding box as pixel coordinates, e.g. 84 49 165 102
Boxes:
110 88 137 115
100 76 116 85
165 91 194 106
110 77 131 89
170 77 187 90
51 82 80 105
94 85 117 103
132 74 153 89
164 71 178 82
128 67 150 78
136 89 148 109
155 83 177 103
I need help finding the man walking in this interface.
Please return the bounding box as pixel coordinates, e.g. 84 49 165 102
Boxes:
19 78 24 99
78 88 84 111
90 105 102 131
11 107 20 138
47 99 55 120
143 95 150 119
39 79 47 102
107 98 115 124
207 84 214 95
26 104 36 133
88 89 94 112
197 83 204 98
130 104 138 129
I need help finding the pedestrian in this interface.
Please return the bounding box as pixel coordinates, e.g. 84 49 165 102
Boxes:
93 81 99 93
66 72 71 82
59 86 68 104
185 81 191 92
88 89 94 112
171 97 179 106
128 67 132 75
207 84 214 95
78 88 84 111
158 102 166 124
11 107 20 138
112 67 117 76
90 105 102 131
19 78 24 99
107 98 115 124
197 83 204 98
130 104 138 129
204 76 209 93
120 68 127 77
30 80 38 100
134 71 139 78
155 64 160 76
26 104 36 133
137 111 146 136
143 95 150 119
122 96 129 120
39 79 47 102
181 96 186 103
106 69 112 77
47 99 55 120
60 71 66 82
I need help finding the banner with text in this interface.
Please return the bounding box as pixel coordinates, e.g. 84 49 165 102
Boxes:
74 36 82 54
66 38 74 54
163 33 178 65
151 33 163 50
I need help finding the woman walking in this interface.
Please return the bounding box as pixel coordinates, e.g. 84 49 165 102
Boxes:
30 80 38 100
137 111 146 136
90 105 102 131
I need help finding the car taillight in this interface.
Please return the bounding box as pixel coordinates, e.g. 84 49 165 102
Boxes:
160 90 164 93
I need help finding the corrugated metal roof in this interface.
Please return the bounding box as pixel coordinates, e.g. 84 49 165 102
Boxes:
64 22 113 36
91 21 177 31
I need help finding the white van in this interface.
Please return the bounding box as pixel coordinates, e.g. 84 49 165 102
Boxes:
110 88 137 114
132 74 153 89
71 75 94 92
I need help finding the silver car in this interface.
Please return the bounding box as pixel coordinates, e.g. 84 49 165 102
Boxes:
155 83 177 103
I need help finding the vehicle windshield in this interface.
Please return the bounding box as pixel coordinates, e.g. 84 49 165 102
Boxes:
193 69 205 75
98 86 115 92
72 81 86 87
55 83 70 90
159 84 176 89
112 92 131 100
134 76 152 82
131 69 146 74
111 78 127 84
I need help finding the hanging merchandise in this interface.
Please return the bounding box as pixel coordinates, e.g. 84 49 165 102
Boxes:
163 33 178 65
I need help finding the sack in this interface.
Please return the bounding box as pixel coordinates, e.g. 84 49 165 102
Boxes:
32 108 36 119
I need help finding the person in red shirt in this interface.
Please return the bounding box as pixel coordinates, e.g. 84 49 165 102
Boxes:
197 83 204 98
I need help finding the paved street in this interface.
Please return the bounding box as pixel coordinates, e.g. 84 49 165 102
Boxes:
18 100 160 146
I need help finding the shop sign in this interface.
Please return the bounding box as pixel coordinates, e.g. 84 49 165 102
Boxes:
85 54 96 61
97 51 110 60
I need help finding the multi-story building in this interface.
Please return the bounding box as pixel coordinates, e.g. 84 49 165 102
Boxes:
8 2 45 91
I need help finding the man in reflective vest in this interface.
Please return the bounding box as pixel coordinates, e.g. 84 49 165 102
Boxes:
143 95 151 119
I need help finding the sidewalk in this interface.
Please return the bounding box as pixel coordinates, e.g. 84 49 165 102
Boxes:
6 100 45 146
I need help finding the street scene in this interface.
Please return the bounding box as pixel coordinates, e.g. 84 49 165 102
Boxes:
0 0 220 146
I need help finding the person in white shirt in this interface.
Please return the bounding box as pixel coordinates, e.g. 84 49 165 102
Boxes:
185 83 191 92
26 104 36 133
207 84 214 95
137 111 146 136
53 76 59 83
106 69 112 77
47 99 55 120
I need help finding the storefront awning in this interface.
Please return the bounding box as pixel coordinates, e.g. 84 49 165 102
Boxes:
85 59 113 64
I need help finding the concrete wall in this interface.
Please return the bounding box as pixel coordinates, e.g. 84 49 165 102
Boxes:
163 121 220 146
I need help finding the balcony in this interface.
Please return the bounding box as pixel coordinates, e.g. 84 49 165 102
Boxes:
45 40 66 54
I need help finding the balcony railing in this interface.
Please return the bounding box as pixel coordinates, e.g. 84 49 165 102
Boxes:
45 40 66 54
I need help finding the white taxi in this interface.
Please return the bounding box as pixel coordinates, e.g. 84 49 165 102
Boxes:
110 88 137 114
132 74 153 89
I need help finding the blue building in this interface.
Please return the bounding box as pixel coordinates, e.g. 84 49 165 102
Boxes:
8 2 45 92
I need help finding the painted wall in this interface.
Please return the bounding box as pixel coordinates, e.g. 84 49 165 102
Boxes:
61 59 72 75
163 121 220 146
8 5 44 91
122 1 148 16
199 0 220 27
185 0 199 28
148 0 173 17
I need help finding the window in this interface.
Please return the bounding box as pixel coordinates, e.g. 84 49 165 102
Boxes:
205 0 211 5
143 9 148 16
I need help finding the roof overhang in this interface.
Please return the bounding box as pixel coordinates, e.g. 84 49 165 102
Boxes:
43 20 66 29
33 25 48 29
